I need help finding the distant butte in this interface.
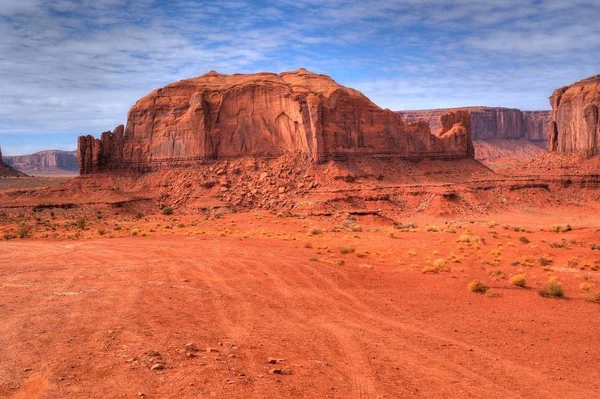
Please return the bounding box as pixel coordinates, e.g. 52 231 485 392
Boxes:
550 74 600 156
78 69 474 174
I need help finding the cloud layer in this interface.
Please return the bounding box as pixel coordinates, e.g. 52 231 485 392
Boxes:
1 0 599 154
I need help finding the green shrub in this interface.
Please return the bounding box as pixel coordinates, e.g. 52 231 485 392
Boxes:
161 207 174 216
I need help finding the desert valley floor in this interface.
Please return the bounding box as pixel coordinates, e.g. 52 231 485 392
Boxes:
1 177 599 398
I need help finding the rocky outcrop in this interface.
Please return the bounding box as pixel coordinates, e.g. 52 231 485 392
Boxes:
3 150 78 173
549 75 600 156
397 107 551 143
78 69 474 174
0 147 27 177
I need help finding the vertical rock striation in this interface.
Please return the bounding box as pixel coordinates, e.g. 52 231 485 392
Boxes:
397 107 551 143
78 69 474 174
549 74 600 156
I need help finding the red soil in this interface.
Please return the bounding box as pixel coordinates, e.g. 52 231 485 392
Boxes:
1 209 600 398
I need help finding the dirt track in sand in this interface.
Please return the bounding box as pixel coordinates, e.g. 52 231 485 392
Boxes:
1 222 600 399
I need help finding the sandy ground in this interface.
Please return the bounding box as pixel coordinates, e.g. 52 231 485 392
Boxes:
1 210 600 399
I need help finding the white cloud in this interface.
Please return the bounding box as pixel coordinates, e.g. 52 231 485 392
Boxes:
0 0 599 155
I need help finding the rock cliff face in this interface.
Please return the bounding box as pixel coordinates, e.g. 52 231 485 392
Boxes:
0 147 27 177
397 107 551 142
3 150 78 173
549 75 600 156
78 69 474 174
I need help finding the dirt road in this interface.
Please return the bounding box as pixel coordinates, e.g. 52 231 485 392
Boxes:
1 232 599 398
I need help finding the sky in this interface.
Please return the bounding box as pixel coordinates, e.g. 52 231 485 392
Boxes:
0 0 599 155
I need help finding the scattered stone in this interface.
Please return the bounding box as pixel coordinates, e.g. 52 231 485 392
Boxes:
269 368 292 375
23 367 32 372
267 358 286 364
150 363 165 371
147 350 161 357
206 347 220 353
185 343 199 352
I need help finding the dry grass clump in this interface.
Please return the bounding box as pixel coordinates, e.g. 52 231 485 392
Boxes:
519 236 530 244
339 247 356 254
489 270 507 280
468 280 490 293
310 227 323 235
585 292 600 303
510 274 527 287
538 256 553 266
422 258 447 274
426 225 440 232
538 278 564 298
552 224 572 233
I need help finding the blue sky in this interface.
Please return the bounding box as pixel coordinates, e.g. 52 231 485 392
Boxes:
1 0 599 155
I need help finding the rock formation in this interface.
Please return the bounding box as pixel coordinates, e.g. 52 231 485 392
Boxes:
0 147 27 177
78 69 474 174
549 74 600 156
3 150 78 174
397 107 551 143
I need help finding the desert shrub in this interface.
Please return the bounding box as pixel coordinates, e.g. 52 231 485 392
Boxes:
17 222 33 238
310 227 322 235
538 278 564 298
161 207 174 216
489 270 507 280
590 243 600 251
580 282 594 292
550 240 567 248
339 247 356 254
3 232 16 240
538 256 552 266
308 257 319 262
567 258 580 268
337 259 345 265
519 236 530 244
468 280 490 293
585 292 600 303
76 218 86 230
426 225 440 232
407 249 417 257
351 225 362 232
552 225 572 233
135 212 145 219
114 225 122 231
510 274 527 287
98 228 106 236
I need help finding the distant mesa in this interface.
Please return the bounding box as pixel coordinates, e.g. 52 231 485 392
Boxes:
397 107 551 143
549 74 600 156
0 146 28 177
2 150 78 175
78 69 474 174
397 107 551 164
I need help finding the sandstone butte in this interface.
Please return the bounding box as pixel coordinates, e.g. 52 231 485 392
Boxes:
78 69 474 174
3 150 78 173
0 146 27 177
550 74 600 156
397 107 551 143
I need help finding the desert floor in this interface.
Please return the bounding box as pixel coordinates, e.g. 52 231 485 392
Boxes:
1 204 600 398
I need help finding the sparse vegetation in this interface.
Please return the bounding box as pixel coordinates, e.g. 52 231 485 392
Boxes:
538 256 552 266
538 278 564 298
161 207 174 216
510 274 527 287
76 218 86 230
585 292 600 303
519 236 530 244
339 247 356 254
468 280 490 293
552 224 572 233
17 222 33 238
310 227 323 235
